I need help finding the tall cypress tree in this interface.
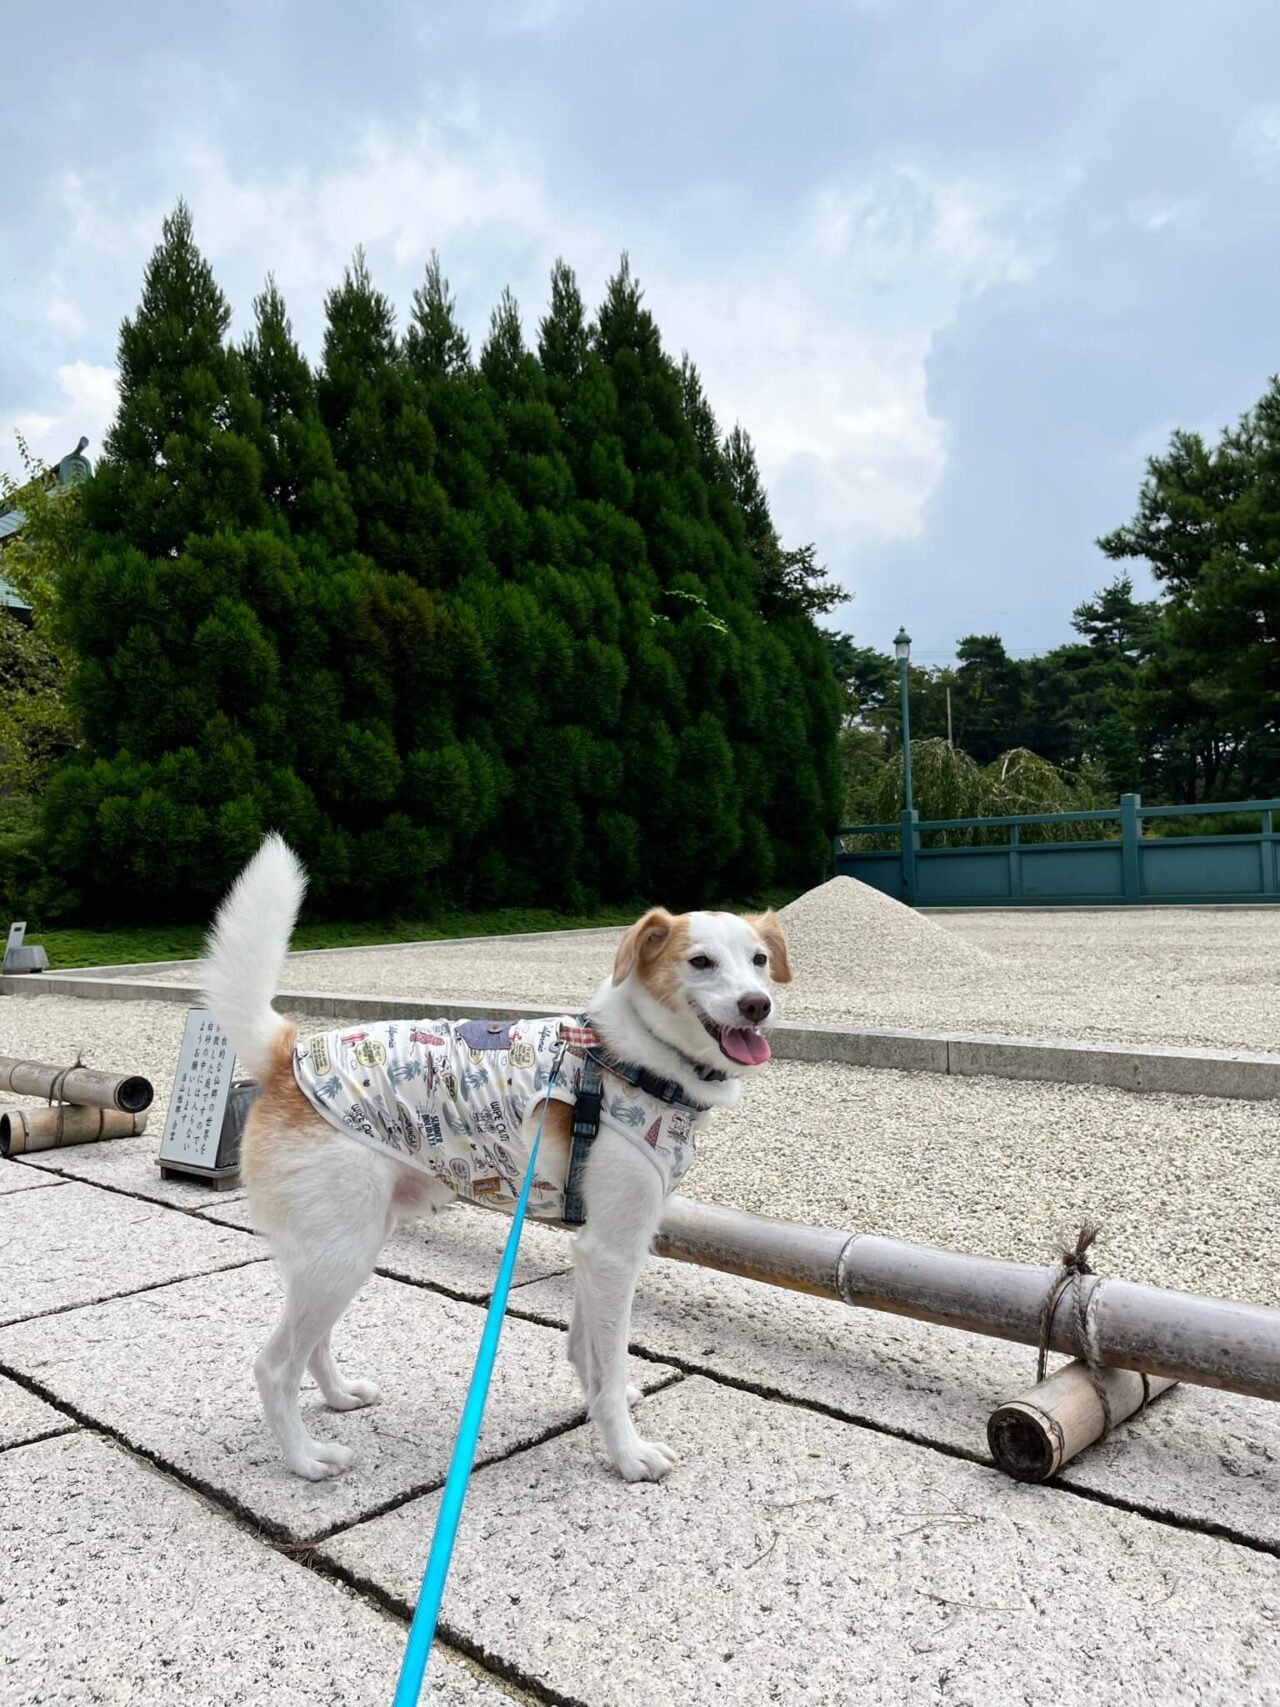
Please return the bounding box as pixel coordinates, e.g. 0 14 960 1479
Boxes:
241 278 356 552
404 253 498 566
45 209 320 916
318 251 451 588
477 286 633 908
83 200 266 560
42 226 841 920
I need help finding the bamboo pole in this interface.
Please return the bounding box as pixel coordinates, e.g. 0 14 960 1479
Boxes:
987 1361 1178 1481
652 1197 1280 1403
0 1106 148 1156
0 1056 152 1114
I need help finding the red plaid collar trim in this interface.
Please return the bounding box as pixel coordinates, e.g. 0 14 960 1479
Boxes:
558 1021 598 1051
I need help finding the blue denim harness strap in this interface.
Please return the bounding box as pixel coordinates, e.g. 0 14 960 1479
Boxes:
561 1018 713 1229
562 1048 603 1228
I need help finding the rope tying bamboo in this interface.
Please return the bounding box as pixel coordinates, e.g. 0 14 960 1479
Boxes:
45 1052 85 1147
1035 1223 1115 1438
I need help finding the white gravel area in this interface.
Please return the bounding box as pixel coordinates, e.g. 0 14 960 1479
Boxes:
0 993 1273 1309
0 997 361 1153
114 879 1280 1051
702 1057 1279 1308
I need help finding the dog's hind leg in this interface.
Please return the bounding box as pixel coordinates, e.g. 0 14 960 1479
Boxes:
307 1334 382 1411
248 1133 401 1480
573 1131 673 1482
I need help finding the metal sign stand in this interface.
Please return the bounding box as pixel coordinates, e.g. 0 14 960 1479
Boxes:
156 1008 258 1190
3 921 48 974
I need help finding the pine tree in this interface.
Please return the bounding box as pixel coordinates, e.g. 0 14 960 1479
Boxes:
725 425 845 620
84 200 265 558
45 208 303 916
42 228 843 919
241 278 356 551
318 251 449 587
404 254 498 550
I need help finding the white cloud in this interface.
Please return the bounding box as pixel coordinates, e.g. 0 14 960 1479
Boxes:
1241 104 1280 167
651 271 948 551
811 167 1044 294
1126 196 1194 232
38 131 1051 590
1 363 119 479
647 165 1050 572
493 0 565 34
46 289 88 339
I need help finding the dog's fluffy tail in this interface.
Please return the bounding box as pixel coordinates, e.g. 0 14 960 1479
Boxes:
202 833 306 1080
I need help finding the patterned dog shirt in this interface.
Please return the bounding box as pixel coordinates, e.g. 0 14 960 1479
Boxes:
292 1016 700 1219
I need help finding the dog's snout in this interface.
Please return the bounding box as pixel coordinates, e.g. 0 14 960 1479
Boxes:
738 993 772 1026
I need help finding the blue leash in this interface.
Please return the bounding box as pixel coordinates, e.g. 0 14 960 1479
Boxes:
391 1059 561 1707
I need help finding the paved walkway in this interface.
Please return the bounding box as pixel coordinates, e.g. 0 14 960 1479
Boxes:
3 1145 1278 1705
3 904 1278 1704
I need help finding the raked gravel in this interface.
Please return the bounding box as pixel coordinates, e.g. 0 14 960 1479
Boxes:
0 993 1273 1308
0 997 362 1132
122 878 1280 1052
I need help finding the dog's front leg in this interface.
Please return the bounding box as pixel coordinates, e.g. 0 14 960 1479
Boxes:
573 1131 675 1482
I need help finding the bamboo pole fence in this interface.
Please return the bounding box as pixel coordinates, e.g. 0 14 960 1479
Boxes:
986 1361 1178 1481
0 1055 153 1114
652 1197 1280 1403
0 1107 148 1156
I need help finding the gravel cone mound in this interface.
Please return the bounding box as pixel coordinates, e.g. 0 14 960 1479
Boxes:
779 877 994 985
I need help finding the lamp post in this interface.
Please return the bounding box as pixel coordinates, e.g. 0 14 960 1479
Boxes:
894 627 913 815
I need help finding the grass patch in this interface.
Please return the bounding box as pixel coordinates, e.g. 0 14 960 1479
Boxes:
29 892 801 970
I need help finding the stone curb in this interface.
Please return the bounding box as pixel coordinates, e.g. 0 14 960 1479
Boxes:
4 971 1279 1100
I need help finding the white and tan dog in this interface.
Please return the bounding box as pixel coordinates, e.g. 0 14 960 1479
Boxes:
203 835 791 1484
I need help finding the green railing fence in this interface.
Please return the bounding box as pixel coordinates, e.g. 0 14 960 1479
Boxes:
832 794 1280 907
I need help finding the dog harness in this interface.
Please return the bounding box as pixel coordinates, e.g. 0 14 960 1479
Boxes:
292 1016 703 1221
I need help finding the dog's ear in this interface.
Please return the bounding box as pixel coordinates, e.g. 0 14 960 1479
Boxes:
612 908 676 986
748 910 793 984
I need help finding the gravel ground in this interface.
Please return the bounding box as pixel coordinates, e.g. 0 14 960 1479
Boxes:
122 880 1280 1051
0 998 361 1132
1 994 1273 1308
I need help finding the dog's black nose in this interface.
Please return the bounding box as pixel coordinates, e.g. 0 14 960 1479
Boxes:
738 993 771 1025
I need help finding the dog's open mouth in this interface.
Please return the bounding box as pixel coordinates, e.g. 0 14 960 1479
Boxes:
697 1011 772 1066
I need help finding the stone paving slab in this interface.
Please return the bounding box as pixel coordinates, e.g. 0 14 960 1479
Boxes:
0 1181 262 1326
0 1156 63 1194
203 1197 573 1301
513 1257 1280 1549
1 1431 514 1707
15 1132 248 1209
324 1378 1280 1707
0 1263 675 1543
0 1373 73 1449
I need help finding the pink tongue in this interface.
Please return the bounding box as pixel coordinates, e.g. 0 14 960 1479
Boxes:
721 1028 772 1066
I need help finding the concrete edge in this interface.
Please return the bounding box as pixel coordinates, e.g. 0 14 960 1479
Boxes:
4 972 1278 1100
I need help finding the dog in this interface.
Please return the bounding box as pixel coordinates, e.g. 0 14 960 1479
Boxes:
202 834 791 1483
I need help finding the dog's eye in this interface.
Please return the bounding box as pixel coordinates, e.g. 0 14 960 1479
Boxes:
752 952 768 967
688 955 715 971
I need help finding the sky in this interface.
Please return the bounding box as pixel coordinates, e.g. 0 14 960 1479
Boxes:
4 0 1280 664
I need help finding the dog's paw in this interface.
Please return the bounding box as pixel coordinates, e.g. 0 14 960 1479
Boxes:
613 1436 677 1483
325 1378 382 1411
288 1439 355 1481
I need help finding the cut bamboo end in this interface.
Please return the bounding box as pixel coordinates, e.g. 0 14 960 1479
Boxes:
0 1106 148 1156
988 1360 1179 1482
0 1055 152 1114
